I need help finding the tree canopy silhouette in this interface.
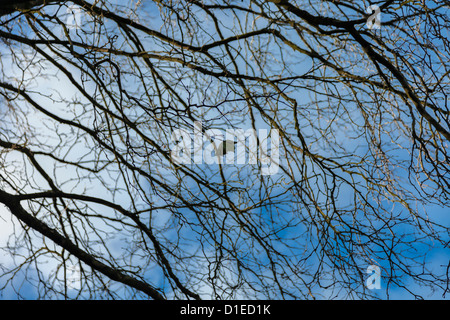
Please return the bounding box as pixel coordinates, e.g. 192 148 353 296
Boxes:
0 0 449 299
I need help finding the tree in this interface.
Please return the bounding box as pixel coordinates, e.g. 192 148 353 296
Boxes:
0 0 448 299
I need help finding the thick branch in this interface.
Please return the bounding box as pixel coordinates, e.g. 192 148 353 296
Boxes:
0 188 166 300
0 0 64 17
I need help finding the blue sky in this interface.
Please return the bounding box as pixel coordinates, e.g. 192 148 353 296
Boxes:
0 0 449 300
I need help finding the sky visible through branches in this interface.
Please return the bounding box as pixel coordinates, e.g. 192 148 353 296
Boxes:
0 0 449 300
